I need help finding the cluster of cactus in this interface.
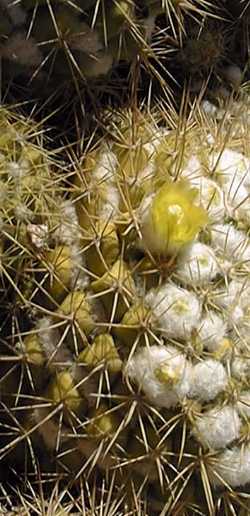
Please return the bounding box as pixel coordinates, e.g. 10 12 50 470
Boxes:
2 93 250 514
0 0 248 103
0 0 165 86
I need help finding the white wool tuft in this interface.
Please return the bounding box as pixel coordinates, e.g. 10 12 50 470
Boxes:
86 51 113 78
68 23 102 54
210 223 250 263
196 177 225 222
96 145 117 175
27 223 48 250
189 359 227 401
210 149 250 189
231 356 250 380
182 159 225 221
209 149 250 223
1 33 42 67
196 312 227 352
211 446 250 488
143 128 170 156
182 155 201 181
176 242 219 286
201 100 219 117
224 181 250 223
54 200 81 246
70 244 90 290
231 316 250 347
14 203 33 221
145 283 201 340
7 160 26 178
37 317 72 366
100 183 120 219
216 279 250 318
194 405 241 450
92 146 119 218
126 345 192 408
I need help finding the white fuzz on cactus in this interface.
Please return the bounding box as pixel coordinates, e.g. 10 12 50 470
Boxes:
216 278 250 333
126 345 192 408
87 145 119 220
188 359 228 402
35 317 72 367
196 311 227 353
209 149 250 223
176 242 219 286
231 356 250 380
98 103 250 502
183 157 226 222
210 223 250 264
209 149 250 190
193 405 241 450
127 348 228 407
54 200 82 247
145 284 202 340
211 446 250 488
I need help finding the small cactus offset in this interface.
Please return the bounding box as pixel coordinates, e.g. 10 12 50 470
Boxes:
2 94 250 514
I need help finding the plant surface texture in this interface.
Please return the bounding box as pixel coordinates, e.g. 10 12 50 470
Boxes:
0 0 249 108
1 93 250 515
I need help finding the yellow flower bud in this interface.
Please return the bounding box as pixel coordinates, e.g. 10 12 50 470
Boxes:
20 144 42 165
91 260 135 322
85 221 119 276
114 302 155 348
141 180 208 256
86 405 119 439
47 371 84 414
56 291 95 346
23 333 45 367
78 334 122 374
42 245 72 303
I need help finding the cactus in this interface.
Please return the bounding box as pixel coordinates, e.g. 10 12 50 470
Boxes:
2 3 250 516
1 0 247 106
2 94 250 514
0 0 161 92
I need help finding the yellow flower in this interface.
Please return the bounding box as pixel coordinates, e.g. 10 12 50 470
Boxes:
142 180 208 256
